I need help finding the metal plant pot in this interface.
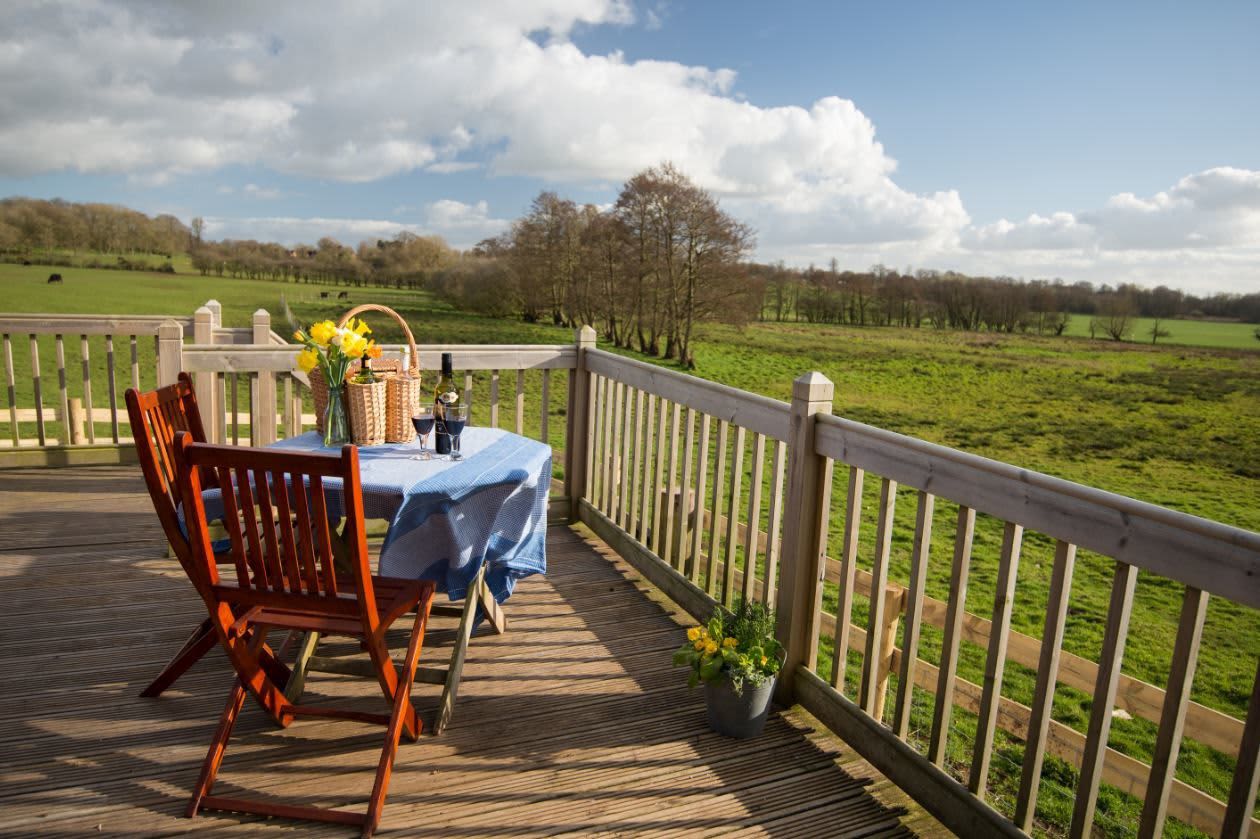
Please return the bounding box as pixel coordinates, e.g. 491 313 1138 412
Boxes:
703 676 776 739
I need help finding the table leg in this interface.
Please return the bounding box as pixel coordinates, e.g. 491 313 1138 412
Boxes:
283 631 321 703
434 566 483 735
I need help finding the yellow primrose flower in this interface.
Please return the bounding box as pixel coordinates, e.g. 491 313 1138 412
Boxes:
703 640 718 655
309 320 336 346
353 319 371 336
759 656 768 666
296 347 319 374
721 637 738 649
686 627 702 642
694 639 706 651
366 343 382 359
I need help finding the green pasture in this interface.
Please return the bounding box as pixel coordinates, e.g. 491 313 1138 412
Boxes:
3 263 1259 837
1060 313 1259 349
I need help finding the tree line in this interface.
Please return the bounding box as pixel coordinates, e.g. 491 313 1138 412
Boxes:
0 197 191 260
754 262 1260 337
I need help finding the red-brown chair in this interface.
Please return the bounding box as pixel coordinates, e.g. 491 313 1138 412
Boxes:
173 432 436 837
126 373 288 696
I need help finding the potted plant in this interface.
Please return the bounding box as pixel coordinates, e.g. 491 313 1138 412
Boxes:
673 598 783 739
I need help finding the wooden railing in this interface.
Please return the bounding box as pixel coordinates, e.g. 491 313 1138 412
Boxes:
570 338 1260 839
5 309 1259 837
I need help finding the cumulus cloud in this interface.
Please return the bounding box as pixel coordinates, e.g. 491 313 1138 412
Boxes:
0 0 962 249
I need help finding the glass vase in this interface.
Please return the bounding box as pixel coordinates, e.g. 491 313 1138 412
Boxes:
323 385 349 447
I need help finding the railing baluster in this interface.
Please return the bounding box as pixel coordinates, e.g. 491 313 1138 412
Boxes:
80 335 95 444
705 420 729 596
3 335 17 446
861 478 898 714
638 393 657 545
230 372 240 445
970 520 1024 798
677 407 697 576
129 335 140 390
539 368 550 444
489 369 500 428
55 335 69 443
1138 585 1209 838
1015 539 1077 831
105 334 119 443
281 375 292 439
721 425 746 607
598 376 611 513
650 398 668 557
1223 659 1260 838
689 413 711 585
629 388 646 541
894 490 935 738
742 432 766 604
585 374 600 501
763 439 787 607
619 386 634 529
463 372 473 422
610 381 624 518
515 368 525 436
832 465 865 691
1070 560 1139 838
662 401 682 569
215 370 227 444
929 504 976 766
590 375 604 505
29 335 45 446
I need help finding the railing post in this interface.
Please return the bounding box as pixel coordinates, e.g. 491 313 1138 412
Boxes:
205 299 222 334
67 397 85 445
252 309 276 445
774 371 834 705
566 325 597 521
156 320 183 387
193 306 219 443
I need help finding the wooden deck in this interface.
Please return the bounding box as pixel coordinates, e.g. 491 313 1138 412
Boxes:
0 466 946 838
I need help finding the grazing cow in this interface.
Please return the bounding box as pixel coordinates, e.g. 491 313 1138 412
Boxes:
319 291 329 299
337 291 349 300
47 273 63 284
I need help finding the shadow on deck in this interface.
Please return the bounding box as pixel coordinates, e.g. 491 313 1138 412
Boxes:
0 466 947 837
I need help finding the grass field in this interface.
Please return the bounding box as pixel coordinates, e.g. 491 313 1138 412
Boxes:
1060 313 1260 349
3 263 1259 836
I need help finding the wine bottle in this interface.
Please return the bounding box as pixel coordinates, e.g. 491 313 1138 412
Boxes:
433 352 459 455
353 355 377 384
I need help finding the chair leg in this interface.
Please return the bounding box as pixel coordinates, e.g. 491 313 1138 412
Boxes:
363 608 429 838
188 677 248 818
140 617 219 697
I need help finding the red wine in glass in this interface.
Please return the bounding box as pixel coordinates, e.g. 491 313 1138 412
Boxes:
410 412 435 460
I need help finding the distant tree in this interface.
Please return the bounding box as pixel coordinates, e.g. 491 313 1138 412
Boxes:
1148 319 1171 345
1098 293 1136 341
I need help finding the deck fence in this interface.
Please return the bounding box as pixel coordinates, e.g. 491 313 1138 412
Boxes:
1 309 1258 838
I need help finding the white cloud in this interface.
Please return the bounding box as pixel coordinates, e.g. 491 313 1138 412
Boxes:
0 0 961 250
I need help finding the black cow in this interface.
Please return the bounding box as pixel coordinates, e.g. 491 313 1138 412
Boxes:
319 291 329 299
337 291 349 300
47 273 63 284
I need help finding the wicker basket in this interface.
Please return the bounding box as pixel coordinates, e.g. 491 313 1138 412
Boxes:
336 304 423 445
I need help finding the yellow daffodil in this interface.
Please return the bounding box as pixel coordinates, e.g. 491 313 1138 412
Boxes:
353 319 371 336
293 329 307 343
296 347 319 374
721 637 738 649
310 320 336 346
687 627 702 642
703 640 718 655
759 656 768 666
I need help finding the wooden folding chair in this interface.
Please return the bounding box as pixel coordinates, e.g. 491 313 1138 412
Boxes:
126 373 289 697
174 433 436 837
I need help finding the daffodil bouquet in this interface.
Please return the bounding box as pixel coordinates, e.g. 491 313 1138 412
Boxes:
673 599 783 695
293 317 382 385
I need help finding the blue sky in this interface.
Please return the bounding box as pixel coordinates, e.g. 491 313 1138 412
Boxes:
1 1 1258 293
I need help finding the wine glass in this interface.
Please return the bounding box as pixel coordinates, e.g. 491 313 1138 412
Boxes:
410 408 435 460
444 404 469 460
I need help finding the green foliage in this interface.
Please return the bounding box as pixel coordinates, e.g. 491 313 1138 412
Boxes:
673 599 782 694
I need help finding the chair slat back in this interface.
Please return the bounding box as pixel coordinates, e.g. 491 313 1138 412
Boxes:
125 372 212 565
175 435 380 624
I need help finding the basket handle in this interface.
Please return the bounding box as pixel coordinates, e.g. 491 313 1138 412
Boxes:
337 304 420 377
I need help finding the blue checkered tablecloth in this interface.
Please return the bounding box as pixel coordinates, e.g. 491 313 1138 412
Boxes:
215 428 550 604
